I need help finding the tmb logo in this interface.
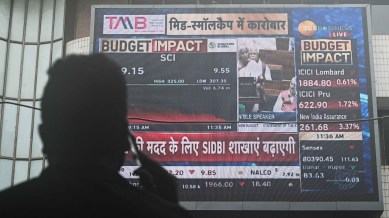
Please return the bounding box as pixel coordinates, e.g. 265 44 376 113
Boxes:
105 16 147 30
103 15 165 35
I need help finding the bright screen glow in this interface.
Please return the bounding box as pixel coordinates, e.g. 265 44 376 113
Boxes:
92 6 380 204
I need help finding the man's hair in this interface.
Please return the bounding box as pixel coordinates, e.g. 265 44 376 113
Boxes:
41 54 129 158
238 47 249 66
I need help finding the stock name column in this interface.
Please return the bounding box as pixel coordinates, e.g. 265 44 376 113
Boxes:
298 39 364 192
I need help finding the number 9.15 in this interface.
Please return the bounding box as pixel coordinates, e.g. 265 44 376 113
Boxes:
122 67 144 75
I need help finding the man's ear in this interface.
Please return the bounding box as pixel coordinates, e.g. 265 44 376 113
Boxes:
39 124 49 155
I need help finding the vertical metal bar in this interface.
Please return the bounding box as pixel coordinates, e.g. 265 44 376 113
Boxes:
49 0 57 76
61 0 66 58
11 0 29 186
0 0 13 159
27 0 44 180
42 0 57 169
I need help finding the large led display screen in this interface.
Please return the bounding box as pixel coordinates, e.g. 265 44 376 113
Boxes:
91 5 381 205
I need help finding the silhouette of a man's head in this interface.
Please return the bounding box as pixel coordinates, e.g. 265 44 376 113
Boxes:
39 54 129 169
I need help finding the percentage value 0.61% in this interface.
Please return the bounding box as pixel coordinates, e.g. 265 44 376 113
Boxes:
338 100 359 108
336 78 358 86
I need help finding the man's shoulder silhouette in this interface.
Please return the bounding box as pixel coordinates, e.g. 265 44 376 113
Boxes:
0 54 191 217
0 165 187 217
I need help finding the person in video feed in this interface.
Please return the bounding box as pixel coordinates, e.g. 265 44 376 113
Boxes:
238 47 270 112
273 76 297 112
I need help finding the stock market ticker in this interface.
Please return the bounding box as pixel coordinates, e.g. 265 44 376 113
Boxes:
90 5 381 204
297 39 365 195
99 38 369 201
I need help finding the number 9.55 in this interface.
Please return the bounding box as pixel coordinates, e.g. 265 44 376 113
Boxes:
213 68 230 73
